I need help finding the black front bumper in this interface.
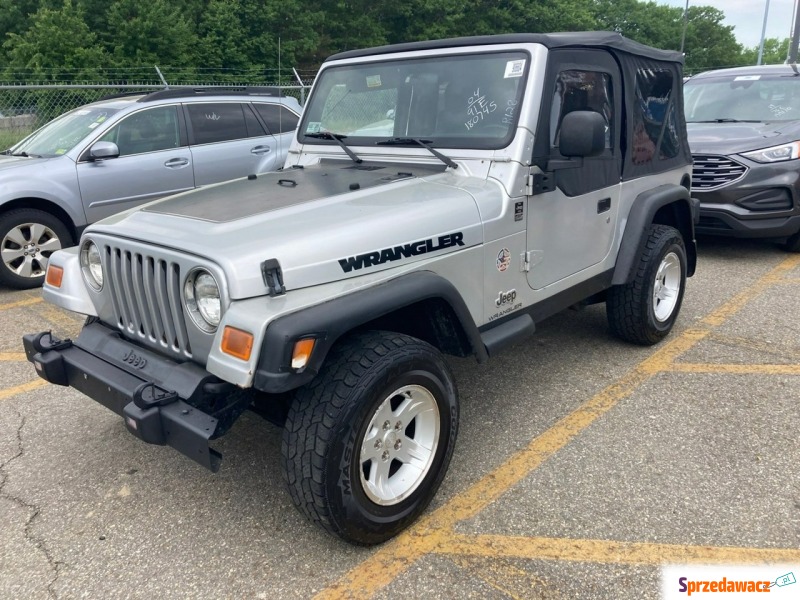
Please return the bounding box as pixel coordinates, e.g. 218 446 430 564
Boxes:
23 323 239 472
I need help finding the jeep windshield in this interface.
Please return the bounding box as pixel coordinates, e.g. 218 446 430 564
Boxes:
685 73 800 123
10 105 121 158
298 51 529 150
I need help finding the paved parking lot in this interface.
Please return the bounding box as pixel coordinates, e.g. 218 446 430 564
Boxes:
1 237 798 599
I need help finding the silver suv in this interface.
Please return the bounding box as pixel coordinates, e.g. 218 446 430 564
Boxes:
25 33 697 545
0 88 301 288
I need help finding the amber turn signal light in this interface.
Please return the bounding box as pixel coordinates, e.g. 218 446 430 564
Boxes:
220 326 254 361
291 338 316 370
45 265 64 288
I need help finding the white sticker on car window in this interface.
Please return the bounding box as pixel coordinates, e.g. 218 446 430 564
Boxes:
734 75 761 81
88 122 100 128
504 60 526 78
366 75 382 88
306 121 322 133
75 110 91 115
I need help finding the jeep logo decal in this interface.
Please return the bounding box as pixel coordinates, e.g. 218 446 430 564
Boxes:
496 289 517 307
338 232 465 273
122 349 147 369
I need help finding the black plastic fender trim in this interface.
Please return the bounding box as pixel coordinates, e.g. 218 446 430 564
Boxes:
613 184 697 285
253 271 486 394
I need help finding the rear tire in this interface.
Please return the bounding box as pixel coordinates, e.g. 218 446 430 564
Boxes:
281 331 458 545
0 209 73 289
607 224 687 345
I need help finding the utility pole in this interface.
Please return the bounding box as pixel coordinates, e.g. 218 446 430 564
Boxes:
789 0 800 63
679 0 690 54
757 0 772 65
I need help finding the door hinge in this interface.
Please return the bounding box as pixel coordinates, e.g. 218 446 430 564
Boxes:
520 251 531 272
520 250 544 272
526 172 555 196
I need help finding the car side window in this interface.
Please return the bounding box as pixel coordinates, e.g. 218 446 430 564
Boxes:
187 103 252 145
550 70 614 150
253 103 299 134
99 106 181 156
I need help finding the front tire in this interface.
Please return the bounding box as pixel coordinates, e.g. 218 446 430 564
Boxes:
281 331 458 545
0 209 73 289
782 230 800 252
607 224 687 345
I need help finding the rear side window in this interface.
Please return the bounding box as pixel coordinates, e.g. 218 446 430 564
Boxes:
632 69 680 164
187 103 251 145
254 103 299 134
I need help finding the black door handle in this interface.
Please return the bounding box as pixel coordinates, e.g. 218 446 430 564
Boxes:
597 197 611 213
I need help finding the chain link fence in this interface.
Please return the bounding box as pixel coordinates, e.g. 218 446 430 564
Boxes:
0 69 317 150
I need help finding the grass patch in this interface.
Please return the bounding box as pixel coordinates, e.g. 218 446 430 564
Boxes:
0 129 32 150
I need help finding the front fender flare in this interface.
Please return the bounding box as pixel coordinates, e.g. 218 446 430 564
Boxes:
253 270 485 393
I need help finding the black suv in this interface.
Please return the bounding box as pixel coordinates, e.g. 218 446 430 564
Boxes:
684 64 800 251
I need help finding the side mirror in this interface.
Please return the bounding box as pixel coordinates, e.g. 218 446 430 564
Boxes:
559 111 607 158
89 141 120 161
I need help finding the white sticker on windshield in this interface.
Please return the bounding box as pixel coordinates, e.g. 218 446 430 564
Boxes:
75 109 91 115
88 122 100 129
504 60 526 78
306 121 321 133
734 75 761 81
366 75 382 88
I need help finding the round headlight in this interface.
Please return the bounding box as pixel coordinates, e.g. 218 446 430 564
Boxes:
184 269 221 332
80 241 103 290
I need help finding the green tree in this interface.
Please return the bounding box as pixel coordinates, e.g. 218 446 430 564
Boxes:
2 0 109 81
105 0 199 72
195 0 252 78
682 6 744 73
740 37 790 66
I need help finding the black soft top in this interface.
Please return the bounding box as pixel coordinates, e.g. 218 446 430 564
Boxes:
327 32 684 64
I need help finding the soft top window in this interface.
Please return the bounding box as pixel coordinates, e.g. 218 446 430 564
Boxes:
631 68 680 165
299 51 529 150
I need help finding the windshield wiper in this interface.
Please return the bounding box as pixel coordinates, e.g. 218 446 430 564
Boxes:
304 132 362 164
376 137 458 170
688 119 760 123
10 151 42 158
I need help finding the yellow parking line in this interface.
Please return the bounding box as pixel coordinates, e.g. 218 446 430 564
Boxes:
439 533 800 566
670 363 800 375
0 352 27 361
316 254 800 600
0 297 43 311
0 379 47 401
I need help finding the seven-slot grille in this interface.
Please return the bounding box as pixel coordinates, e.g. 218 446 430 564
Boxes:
691 154 748 191
105 245 192 357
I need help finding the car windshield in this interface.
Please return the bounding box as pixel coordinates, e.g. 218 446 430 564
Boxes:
11 105 121 158
298 51 529 150
684 73 800 122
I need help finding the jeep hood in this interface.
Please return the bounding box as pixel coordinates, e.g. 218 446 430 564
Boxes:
687 120 800 154
86 161 483 299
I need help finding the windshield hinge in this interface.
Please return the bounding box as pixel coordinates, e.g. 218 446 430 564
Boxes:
527 172 554 196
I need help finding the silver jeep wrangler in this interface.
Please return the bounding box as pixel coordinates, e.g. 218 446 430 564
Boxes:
24 33 698 545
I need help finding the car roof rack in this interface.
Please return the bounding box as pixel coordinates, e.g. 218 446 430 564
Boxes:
97 90 150 101
137 86 285 102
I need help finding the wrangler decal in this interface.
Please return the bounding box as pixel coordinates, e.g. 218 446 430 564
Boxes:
338 232 465 273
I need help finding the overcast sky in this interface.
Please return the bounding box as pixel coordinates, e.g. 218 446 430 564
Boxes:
660 0 796 49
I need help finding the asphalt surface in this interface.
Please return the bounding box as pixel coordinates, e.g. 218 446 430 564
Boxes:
0 236 798 599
